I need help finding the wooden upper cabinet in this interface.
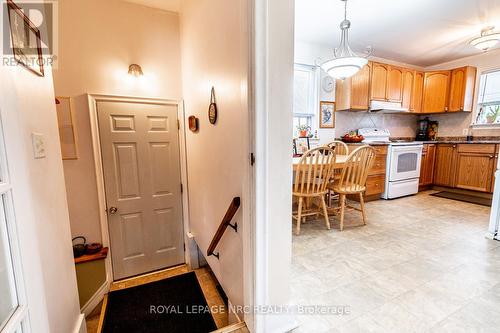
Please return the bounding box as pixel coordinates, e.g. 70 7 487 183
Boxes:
433 143 456 187
448 66 477 112
370 62 388 101
401 70 414 109
422 71 451 113
335 64 371 111
386 66 404 102
350 64 371 110
410 71 424 113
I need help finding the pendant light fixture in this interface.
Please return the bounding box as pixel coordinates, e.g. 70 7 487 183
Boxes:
470 26 500 51
321 0 371 80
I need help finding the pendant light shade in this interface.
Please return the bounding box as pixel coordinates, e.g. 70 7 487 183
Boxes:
470 27 500 51
321 0 371 80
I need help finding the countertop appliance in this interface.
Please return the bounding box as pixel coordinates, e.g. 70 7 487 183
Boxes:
357 128 423 199
416 117 430 141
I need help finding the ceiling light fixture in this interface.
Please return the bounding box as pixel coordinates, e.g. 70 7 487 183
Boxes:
321 0 371 80
128 64 144 77
470 26 500 51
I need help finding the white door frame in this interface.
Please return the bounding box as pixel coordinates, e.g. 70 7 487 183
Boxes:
87 94 195 283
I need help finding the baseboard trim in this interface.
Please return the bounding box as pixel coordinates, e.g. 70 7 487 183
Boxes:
72 313 87 333
81 281 109 317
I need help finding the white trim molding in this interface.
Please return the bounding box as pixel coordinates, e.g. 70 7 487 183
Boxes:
86 94 193 280
81 281 109 317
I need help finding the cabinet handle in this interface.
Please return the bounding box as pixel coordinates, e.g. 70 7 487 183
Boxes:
445 106 448 111
490 156 494 159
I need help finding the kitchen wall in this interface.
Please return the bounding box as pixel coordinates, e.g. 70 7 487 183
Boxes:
180 0 248 316
424 48 500 137
52 0 182 243
295 41 421 141
0 5 82 333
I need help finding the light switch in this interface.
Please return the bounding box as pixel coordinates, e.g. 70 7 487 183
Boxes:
32 133 46 159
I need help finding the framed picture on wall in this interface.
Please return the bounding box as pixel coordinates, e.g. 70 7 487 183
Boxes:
319 101 335 129
293 137 310 156
55 97 78 160
6 0 45 77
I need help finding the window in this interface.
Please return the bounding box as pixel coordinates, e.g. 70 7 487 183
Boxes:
474 69 500 125
0 118 29 333
293 64 318 135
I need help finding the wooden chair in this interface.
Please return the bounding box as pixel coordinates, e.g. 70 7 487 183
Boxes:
328 145 376 231
292 146 336 235
327 141 349 156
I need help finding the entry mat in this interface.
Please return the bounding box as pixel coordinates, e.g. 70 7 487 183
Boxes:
102 271 217 333
430 191 492 207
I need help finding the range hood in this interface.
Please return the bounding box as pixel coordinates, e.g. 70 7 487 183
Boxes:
369 100 409 113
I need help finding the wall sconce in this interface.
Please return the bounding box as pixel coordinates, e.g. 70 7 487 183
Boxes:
128 64 144 77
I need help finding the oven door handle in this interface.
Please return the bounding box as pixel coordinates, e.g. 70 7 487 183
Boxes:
391 146 423 153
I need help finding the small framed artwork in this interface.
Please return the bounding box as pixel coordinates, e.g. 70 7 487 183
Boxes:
7 0 45 77
319 101 335 129
55 97 78 160
293 137 310 156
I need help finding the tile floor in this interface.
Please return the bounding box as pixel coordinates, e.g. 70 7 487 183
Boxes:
291 191 500 333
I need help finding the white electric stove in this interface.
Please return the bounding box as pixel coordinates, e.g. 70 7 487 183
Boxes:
358 128 423 199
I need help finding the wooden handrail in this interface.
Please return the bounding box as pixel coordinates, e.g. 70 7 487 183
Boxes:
207 197 241 259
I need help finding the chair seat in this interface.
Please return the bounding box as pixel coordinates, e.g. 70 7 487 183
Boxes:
330 184 366 194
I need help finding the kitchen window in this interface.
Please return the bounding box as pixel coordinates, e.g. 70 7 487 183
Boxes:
0 119 29 333
474 69 500 125
293 64 318 135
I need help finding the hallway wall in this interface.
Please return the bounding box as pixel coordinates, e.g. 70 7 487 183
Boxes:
180 0 249 315
0 4 82 332
52 0 182 243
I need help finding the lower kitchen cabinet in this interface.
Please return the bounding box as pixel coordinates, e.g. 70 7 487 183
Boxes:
433 144 457 187
347 144 387 201
419 144 436 187
454 144 496 192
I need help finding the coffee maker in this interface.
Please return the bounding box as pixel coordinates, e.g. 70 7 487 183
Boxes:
416 117 430 141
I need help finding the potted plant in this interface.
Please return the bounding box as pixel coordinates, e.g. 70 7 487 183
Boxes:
486 105 500 124
297 124 311 138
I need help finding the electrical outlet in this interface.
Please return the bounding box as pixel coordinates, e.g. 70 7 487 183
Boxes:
462 128 469 136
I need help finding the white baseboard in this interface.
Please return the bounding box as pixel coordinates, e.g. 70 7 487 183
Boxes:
81 281 109 317
72 314 87 333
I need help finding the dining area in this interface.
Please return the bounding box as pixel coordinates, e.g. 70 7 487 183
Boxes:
292 141 376 235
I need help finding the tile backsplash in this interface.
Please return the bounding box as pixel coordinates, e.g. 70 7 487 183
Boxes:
334 112 417 139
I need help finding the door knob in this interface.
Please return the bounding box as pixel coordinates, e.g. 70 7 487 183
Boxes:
108 207 118 214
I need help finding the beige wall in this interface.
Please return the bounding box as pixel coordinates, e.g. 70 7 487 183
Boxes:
424 48 500 137
180 0 249 312
52 0 182 243
0 5 82 333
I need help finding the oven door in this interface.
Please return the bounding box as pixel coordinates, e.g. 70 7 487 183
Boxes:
389 145 423 182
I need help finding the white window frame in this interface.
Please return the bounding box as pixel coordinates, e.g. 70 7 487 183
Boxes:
293 63 319 136
473 68 500 128
0 115 30 333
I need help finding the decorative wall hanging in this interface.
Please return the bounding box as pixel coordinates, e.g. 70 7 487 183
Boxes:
208 87 218 125
319 101 335 129
55 97 78 159
188 116 199 132
7 0 45 77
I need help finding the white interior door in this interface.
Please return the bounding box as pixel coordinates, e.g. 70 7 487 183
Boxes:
97 100 184 280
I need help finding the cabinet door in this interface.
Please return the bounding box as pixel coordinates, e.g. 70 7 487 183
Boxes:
433 144 456 187
419 144 436 186
448 66 477 112
350 64 371 110
455 153 495 192
422 71 451 113
387 66 404 102
411 71 424 113
370 62 388 101
401 70 414 109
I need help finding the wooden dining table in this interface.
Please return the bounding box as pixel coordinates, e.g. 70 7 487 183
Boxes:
292 154 349 170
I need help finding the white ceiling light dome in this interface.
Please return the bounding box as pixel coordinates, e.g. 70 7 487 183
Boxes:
321 0 371 80
470 26 500 51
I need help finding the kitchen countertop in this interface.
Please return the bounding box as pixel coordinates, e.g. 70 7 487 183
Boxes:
340 137 500 145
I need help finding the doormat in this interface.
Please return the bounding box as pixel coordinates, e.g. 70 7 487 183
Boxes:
102 271 217 333
430 191 492 207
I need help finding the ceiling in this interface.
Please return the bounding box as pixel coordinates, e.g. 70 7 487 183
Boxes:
123 0 181 12
295 0 500 67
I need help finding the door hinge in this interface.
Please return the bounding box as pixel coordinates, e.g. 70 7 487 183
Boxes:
180 183 183 193
177 119 180 130
250 153 255 166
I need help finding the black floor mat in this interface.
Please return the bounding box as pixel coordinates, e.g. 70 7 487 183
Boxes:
102 272 217 333
430 191 492 207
